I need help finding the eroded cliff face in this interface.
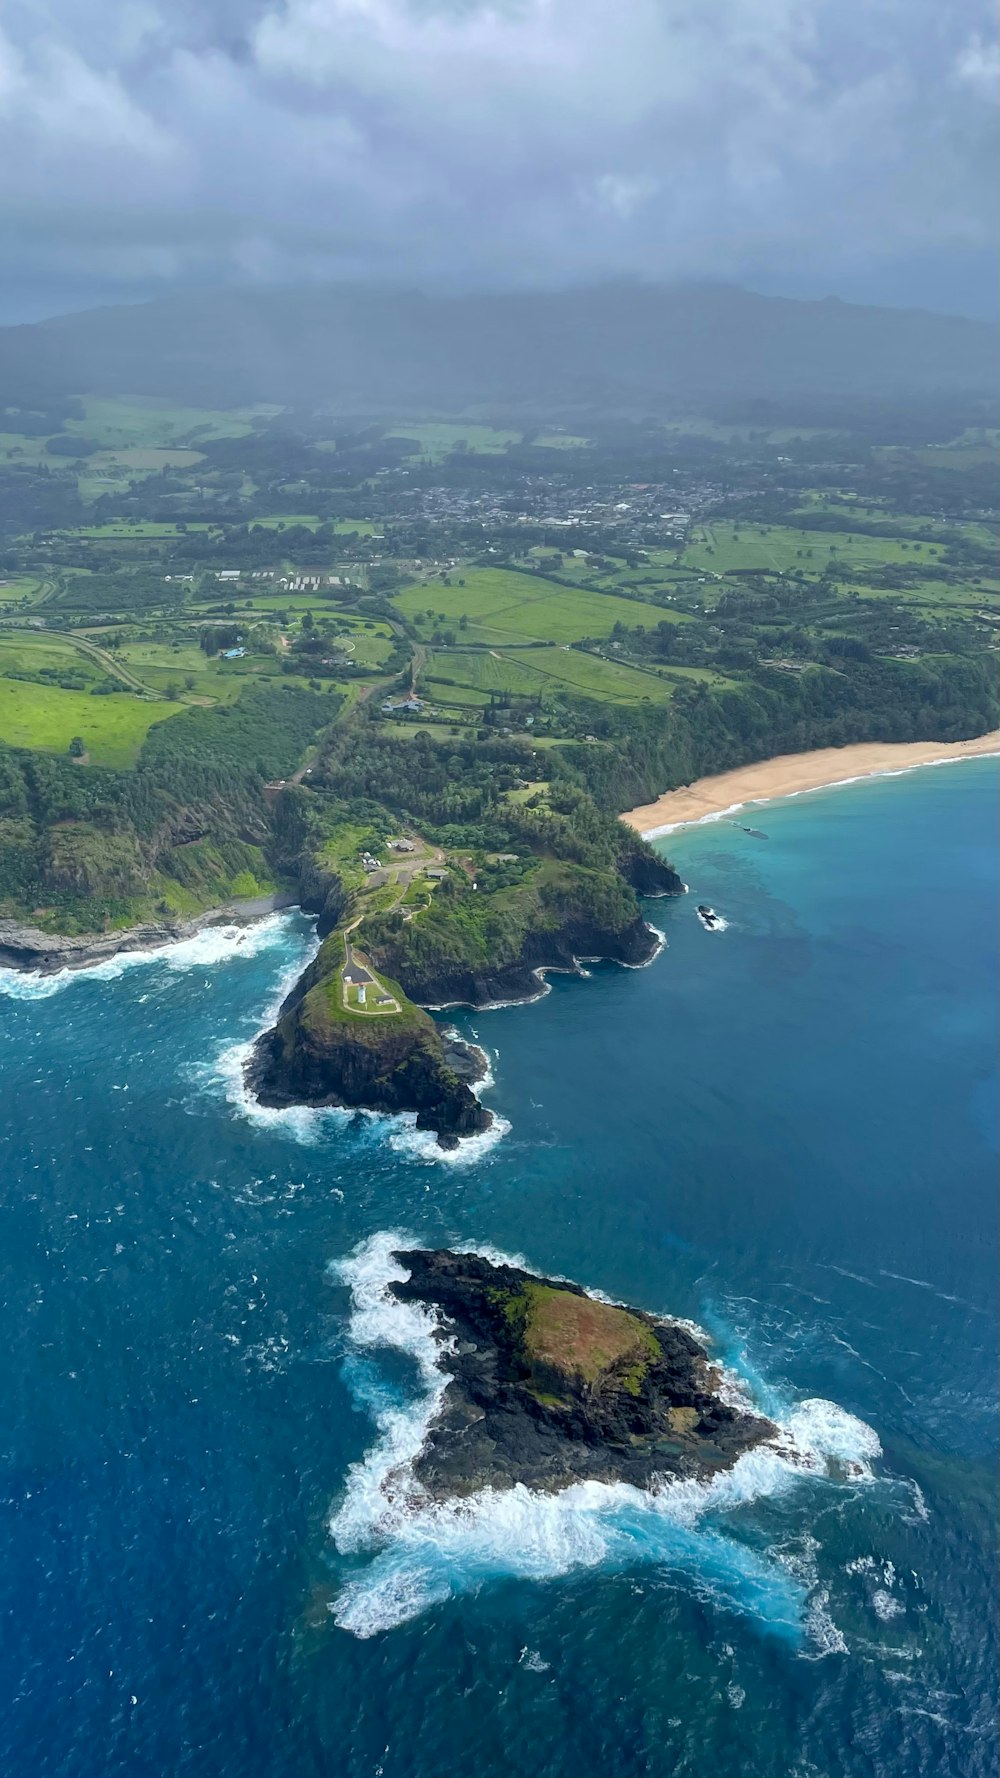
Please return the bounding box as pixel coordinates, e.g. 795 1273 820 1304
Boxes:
389 1249 775 1498
245 941 491 1147
368 908 661 1008
619 844 685 898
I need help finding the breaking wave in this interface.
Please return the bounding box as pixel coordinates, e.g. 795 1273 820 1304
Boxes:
326 1234 882 1642
0 914 295 1001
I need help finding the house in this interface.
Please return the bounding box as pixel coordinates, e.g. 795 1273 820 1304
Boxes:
222 647 245 659
390 839 415 852
425 868 448 881
216 570 241 582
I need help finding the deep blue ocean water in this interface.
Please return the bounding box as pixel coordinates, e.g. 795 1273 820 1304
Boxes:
0 758 996 1778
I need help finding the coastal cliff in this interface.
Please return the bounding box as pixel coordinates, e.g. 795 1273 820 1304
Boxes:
363 854 678 1009
389 1248 775 1497
369 906 660 1007
245 935 491 1148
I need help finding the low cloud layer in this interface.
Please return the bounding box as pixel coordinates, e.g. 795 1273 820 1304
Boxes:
1 0 997 320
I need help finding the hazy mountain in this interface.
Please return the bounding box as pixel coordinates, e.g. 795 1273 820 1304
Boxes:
1 283 995 414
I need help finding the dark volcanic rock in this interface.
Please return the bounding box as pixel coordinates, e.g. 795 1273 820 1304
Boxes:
245 938 491 1148
390 1248 775 1497
617 839 686 898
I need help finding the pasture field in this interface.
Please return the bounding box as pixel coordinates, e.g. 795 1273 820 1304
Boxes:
90 449 205 473
0 633 106 685
0 434 52 465
395 566 687 645
531 433 592 450
387 422 520 459
422 678 491 707
66 521 214 539
427 643 677 704
343 631 394 667
789 501 998 553
0 576 47 604
838 578 1000 617
0 678 181 766
426 651 544 699
65 398 278 449
681 523 950 577
502 647 676 703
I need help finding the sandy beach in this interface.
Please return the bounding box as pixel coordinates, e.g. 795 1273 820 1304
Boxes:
621 733 1000 835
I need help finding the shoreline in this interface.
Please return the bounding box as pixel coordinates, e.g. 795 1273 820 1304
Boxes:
620 734 1000 836
0 891 301 976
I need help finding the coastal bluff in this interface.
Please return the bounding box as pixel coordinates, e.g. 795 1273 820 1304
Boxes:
389 1248 775 1497
245 935 491 1148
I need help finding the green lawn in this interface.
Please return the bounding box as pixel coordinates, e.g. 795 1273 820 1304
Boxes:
396 566 687 646
0 678 183 765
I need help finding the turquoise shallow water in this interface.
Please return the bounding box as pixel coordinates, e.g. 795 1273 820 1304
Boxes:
0 758 996 1777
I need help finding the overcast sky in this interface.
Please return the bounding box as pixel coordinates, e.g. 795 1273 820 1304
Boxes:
1 0 997 322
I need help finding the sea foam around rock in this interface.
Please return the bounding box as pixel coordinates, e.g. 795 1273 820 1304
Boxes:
326 1234 883 1642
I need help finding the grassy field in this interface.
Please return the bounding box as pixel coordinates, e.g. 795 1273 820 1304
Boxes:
427 643 678 704
0 633 106 684
502 647 676 703
68 521 215 540
531 432 592 450
395 566 687 645
0 576 48 605
0 678 182 765
387 422 520 460
65 397 279 449
681 523 952 577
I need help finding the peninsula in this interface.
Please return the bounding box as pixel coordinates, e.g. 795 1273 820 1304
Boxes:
388 1248 775 1495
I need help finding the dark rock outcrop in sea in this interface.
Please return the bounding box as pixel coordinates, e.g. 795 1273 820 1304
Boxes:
389 1248 775 1497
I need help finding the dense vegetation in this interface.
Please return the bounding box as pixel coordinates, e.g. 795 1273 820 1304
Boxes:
0 383 994 951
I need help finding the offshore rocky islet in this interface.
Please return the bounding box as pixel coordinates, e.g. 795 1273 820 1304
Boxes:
384 1247 776 1497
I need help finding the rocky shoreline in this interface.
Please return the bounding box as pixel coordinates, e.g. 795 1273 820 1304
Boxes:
0 893 300 975
243 932 493 1148
389 1248 776 1497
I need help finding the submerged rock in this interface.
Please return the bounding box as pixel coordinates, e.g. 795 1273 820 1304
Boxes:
390 1248 775 1497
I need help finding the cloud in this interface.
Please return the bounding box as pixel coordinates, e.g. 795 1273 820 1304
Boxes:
0 0 996 318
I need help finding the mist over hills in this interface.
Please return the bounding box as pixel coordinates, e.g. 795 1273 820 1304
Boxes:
1 282 996 415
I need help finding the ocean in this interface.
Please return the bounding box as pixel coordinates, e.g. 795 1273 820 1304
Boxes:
0 757 996 1778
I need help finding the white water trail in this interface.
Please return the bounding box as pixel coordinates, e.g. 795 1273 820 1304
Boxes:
327 1235 883 1642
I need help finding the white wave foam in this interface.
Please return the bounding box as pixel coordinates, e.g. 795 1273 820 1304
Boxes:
0 914 294 1001
388 1110 512 1167
327 1235 882 1640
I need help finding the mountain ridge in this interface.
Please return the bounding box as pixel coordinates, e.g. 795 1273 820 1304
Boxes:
1 280 995 412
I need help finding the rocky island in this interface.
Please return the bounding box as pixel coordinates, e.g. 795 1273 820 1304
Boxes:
388 1248 775 1495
